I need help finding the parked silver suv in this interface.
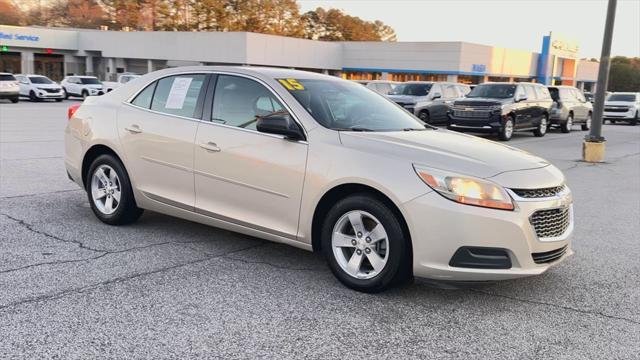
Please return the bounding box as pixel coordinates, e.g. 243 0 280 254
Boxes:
548 86 593 132
388 81 470 125
0 73 20 103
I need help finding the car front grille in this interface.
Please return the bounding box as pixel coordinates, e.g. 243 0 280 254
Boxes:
604 107 629 112
530 207 571 239
532 245 568 264
511 185 566 199
44 88 61 93
453 110 491 118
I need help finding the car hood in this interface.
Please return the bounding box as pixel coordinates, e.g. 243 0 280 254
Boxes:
454 97 512 106
387 94 426 104
339 129 552 180
33 83 62 89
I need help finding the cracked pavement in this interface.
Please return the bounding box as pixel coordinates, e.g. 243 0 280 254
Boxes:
1 101 639 359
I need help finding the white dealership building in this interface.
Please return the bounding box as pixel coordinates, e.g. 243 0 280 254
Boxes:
0 25 599 90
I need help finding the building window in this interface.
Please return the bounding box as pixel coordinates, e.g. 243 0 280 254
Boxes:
390 73 447 82
458 75 483 84
343 72 381 81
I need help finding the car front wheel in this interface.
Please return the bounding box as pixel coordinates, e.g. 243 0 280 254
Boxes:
321 194 411 293
498 116 514 141
87 154 143 225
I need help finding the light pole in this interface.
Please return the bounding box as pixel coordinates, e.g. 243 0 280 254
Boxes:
583 0 617 162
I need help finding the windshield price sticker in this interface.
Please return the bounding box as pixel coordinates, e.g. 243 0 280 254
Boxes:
278 79 305 91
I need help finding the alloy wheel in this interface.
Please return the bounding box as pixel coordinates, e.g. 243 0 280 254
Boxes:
504 119 514 138
331 210 389 279
539 116 547 134
90 164 121 215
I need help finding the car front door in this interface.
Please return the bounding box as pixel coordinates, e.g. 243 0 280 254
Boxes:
520 84 539 128
193 74 308 240
117 73 209 208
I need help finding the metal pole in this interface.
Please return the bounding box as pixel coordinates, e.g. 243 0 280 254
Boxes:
586 0 617 142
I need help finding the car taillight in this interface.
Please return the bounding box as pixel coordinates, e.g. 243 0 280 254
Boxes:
68 104 81 120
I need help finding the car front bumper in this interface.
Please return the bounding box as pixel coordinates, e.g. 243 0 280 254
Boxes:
604 109 637 119
448 113 504 133
403 190 573 281
0 90 19 98
35 90 65 99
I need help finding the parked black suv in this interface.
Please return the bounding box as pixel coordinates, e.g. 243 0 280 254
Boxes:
448 82 553 141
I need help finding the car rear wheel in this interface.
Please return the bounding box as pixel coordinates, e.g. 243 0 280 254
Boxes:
82 90 88 100
321 194 411 293
87 154 143 225
560 114 572 133
10 97 19 103
534 115 548 137
581 113 592 131
418 110 430 123
498 116 514 141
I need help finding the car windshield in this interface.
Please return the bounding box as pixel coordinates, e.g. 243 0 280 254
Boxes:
80 78 101 85
389 83 432 96
29 76 53 84
607 94 636 102
0 74 16 81
279 78 426 131
467 84 517 99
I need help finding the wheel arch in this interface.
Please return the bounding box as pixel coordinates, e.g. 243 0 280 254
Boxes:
311 183 413 262
81 144 125 188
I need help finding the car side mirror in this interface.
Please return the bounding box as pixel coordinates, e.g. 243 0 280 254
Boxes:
515 94 527 102
256 114 304 141
432 92 442 100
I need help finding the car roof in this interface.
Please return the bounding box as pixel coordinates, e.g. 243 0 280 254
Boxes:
145 66 335 82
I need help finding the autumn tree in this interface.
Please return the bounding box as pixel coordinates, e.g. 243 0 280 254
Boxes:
0 0 22 26
301 7 396 41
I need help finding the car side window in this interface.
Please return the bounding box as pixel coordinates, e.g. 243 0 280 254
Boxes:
458 85 471 96
443 85 457 98
524 85 537 100
515 85 526 99
533 86 550 100
211 75 286 131
150 74 207 118
131 81 157 109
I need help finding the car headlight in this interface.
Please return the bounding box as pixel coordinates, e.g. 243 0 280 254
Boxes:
413 165 514 210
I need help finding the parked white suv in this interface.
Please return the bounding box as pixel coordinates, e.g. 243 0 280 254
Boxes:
603 92 640 125
104 73 141 93
15 74 64 102
0 73 20 103
61 76 105 99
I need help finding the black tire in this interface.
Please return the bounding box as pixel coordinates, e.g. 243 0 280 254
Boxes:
418 110 430 123
560 113 572 133
86 154 143 225
321 194 411 293
55 98 63 102
630 112 638 126
63 88 69 99
29 91 39 102
610 119 616 124
81 90 88 100
581 113 592 131
498 116 514 141
533 114 548 137
10 97 19 103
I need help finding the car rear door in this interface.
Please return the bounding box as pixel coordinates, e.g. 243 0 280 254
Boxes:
520 84 539 128
117 73 210 209
193 74 308 240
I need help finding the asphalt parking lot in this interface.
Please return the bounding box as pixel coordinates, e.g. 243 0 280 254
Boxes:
1 100 639 359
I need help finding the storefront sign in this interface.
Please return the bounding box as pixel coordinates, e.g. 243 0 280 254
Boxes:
471 64 486 73
548 32 579 59
0 32 40 42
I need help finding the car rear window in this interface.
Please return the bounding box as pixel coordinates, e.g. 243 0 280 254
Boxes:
0 74 16 81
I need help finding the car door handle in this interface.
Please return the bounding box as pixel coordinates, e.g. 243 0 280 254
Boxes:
199 142 221 152
125 125 142 133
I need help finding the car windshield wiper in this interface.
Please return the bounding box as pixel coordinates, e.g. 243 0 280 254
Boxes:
333 127 375 132
403 127 430 131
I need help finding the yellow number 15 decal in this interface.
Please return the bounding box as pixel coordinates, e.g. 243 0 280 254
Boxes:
278 78 305 91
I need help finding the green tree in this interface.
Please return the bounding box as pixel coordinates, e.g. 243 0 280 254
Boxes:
608 57 640 92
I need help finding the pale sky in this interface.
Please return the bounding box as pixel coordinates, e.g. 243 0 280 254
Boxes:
298 0 640 58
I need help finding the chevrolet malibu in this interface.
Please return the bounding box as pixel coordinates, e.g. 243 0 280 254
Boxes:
65 67 574 292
